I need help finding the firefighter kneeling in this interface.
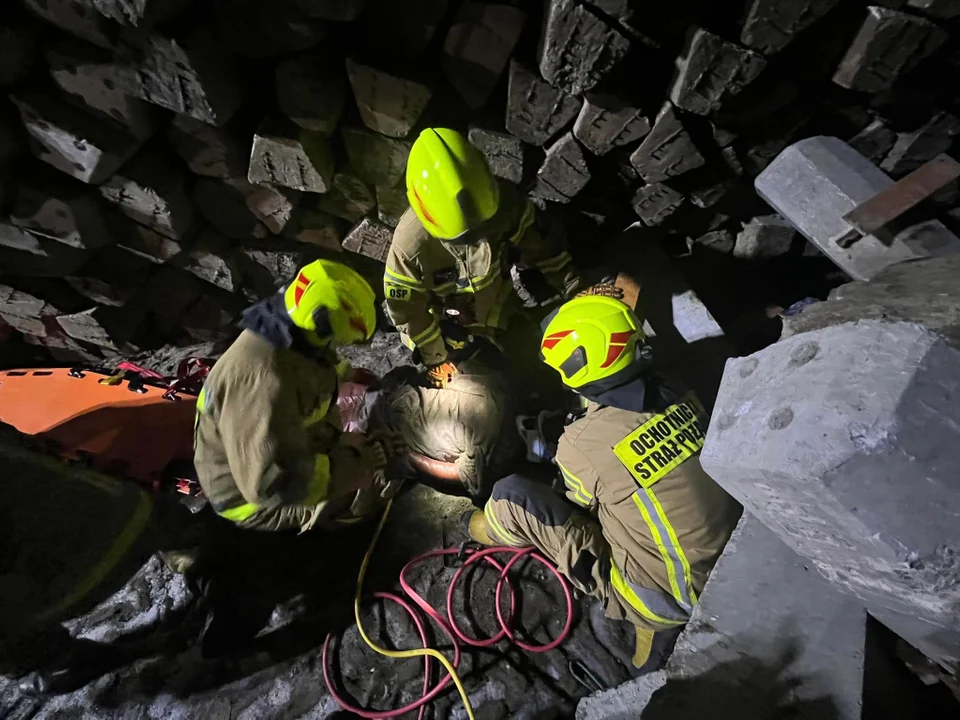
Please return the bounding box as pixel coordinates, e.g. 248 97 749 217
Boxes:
466 296 741 668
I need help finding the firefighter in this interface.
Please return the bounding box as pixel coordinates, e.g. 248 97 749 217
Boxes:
465 295 741 668
384 128 581 389
193 259 394 533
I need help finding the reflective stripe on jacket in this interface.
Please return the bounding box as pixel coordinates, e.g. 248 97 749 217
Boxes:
383 181 580 366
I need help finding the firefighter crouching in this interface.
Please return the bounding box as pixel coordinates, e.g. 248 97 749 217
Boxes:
466 296 741 668
384 128 581 389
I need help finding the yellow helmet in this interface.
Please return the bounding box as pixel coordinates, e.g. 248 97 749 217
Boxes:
406 128 500 240
284 260 376 347
540 296 644 389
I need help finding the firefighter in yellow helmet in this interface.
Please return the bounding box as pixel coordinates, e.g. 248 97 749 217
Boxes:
194 259 398 533
384 128 581 388
465 295 740 668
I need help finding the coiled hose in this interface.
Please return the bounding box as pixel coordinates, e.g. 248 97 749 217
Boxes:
322 498 575 719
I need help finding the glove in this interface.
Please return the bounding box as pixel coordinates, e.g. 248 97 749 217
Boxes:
425 361 459 389
576 283 625 300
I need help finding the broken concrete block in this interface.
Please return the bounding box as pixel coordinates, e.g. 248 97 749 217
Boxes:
182 289 244 342
467 127 524 184
235 243 309 298
342 217 392 262
317 169 376 223
293 0 366 20
907 0 960 18
376 184 409 228
690 180 733 209
442 2 526 109
345 59 433 139
740 0 842 55
11 90 142 185
0 223 90 277
531 133 590 204
66 248 152 306
115 27 242 126
629 103 705 183
880 112 960 177
505 60 582 147
833 7 947 93
173 233 239 292
539 0 631 96
702 320 960 666
847 117 897 163
276 56 345 134
98 151 196 239
57 303 144 352
108 212 186 263
0 280 86 325
670 29 767 116
245 185 301 235
248 118 334 194
0 24 37 87
193 177 270 241
11 173 113 251
282 208 344 251
362 0 448 59
342 126 412 187
215 0 324 60
88 0 192 27
45 40 158 141
689 229 735 254
24 0 118 49
573 95 650 156
734 215 797 258
631 183 684 226
167 114 249 179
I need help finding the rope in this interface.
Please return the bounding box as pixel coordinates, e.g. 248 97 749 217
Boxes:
322 499 575 719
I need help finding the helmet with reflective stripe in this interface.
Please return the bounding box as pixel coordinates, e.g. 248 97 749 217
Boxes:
406 128 500 240
284 260 376 347
540 296 644 389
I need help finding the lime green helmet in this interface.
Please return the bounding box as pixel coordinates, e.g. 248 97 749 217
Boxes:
406 128 500 240
283 260 375 347
540 296 644 389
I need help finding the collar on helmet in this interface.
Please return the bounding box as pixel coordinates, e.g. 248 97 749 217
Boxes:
239 294 334 362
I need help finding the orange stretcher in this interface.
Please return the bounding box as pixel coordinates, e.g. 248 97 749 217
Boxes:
0 361 208 486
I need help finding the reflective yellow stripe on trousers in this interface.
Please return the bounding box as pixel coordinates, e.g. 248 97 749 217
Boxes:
631 489 697 612
609 560 687 628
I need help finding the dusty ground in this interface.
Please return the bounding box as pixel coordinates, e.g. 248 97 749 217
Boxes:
0 483 638 720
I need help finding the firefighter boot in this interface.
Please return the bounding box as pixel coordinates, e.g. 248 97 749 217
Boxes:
460 510 496 546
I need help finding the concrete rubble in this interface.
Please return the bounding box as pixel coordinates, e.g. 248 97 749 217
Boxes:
282 207 344 251
907 0 960 18
376 184 408 228
740 0 842 54
317 168 376 223
57 303 144 353
87 0 191 28
109 212 188 264
245 184 301 235
66 249 152 307
342 126 412 188
234 243 310 298
833 6 947 93
670 29 767 116
275 56 345 134
880 111 960 177
531 132 591 204
361 0 447 59
0 222 89 277
342 216 393 262
192 177 269 241
214 0 324 59
630 103 705 183
733 214 797 259
11 173 114 250
632 183 684 226
468 126 525 184
23 0 118 49
506 60 582 146
345 59 433 139
167 115 250 179
248 118 334 194
574 95 650 156
689 228 736 254
848 117 897 164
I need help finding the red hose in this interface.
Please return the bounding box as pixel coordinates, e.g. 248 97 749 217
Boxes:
322 545 574 718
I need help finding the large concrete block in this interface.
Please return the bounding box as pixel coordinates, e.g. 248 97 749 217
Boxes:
167 114 249 179
362 0 448 59
467 127 524 184
192 177 270 240
293 0 365 21
87 0 191 27
98 150 196 239
755 136 960 280
66 248 152 306
880 112 960 177
0 24 37 87
215 0 323 60
442 2 525 109
248 118 334 194
275 55 345 134
574 94 650 157
345 59 433 139
245 185 301 235
181 289 244 343
115 27 242 126
342 126 412 187
0 223 89 277
629 103 705 183
234 243 309 298
539 0 630 96
11 90 142 185
631 183 684 226
376 183 408 228
342 217 392 262
108 212 187 263
317 169 376 223
733 214 796 259
172 232 239 292
670 29 767 116
833 7 947 93
282 207 344 251
505 60 582 147
57 303 144 352
45 40 158 140
847 117 897 164
740 0 842 54
701 320 960 665
24 0 118 49
11 173 113 250
0 280 86 329
531 133 591 204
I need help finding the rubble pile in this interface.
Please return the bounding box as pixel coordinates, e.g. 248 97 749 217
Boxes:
1 0 959 365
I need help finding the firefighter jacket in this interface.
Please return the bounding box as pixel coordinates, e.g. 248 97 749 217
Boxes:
370 357 522 496
555 377 740 629
193 295 377 532
383 181 581 366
